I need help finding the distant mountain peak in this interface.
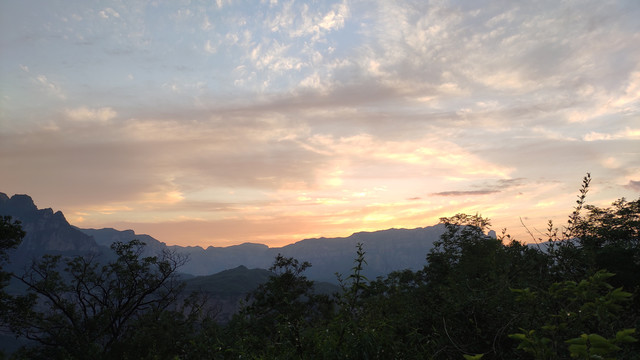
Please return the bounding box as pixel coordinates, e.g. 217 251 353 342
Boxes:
0 193 38 215
0 192 100 258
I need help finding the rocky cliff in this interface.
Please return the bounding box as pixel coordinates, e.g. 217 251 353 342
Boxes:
0 193 101 267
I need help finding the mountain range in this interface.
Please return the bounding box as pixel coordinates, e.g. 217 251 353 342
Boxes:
0 192 448 283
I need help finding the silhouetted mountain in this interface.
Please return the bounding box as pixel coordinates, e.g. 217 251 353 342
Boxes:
78 226 445 283
278 226 445 282
1 192 445 283
79 227 167 257
183 265 340 322
184 265 272 295
0 193 102 271
181 265 272 322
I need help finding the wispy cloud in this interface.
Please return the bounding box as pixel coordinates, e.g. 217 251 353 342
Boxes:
625 180 640 192
301 134 513 178
432 190 499 197
66 107 117 122
34 75 66 99
432 178 524 197
99 8 120 19
583 128 640 141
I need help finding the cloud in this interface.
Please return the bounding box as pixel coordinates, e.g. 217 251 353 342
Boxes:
318 2 349 31
0 110 321 205
202 15 213 30
99 8 120 19
625 180 640 192
34 75 65 99
139 189 185 205
431 178 524 197
285 1 350 38
350 0 640 114
301 133 513 178
66 107 117 122
204 39 217 53
583 128 640 141
432 190 499 197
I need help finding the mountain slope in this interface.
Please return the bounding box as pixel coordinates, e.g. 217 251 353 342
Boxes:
184 265 272 296
79 227 168 257
78 226 444 282
0 193 102 271
1 192 445 282
182 265 340 322
277 226 444 282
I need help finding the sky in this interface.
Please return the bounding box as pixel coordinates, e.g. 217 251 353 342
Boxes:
1 0 639 248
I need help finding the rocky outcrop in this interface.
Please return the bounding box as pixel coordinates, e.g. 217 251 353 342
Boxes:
0 193 101 258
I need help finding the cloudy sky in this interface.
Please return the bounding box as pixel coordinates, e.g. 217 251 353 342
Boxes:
1 0 639 248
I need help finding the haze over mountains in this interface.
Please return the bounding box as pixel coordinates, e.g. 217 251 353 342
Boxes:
0 192 450 283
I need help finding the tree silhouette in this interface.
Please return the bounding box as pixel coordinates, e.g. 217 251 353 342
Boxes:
8 240 195 359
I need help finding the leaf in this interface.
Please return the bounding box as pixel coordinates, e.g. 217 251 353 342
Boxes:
614 328 638 344
566 334 588 345
610 287 632 301
462 354 484 360
586 333 620 355
508 333 527 341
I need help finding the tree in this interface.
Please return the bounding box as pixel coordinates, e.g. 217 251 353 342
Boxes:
418 214 553 358
0 216 25 324
509 175 640 358
0 216 24 260
8 239 195 359
573 197 640 290
542 176 640 304
0 216 26 359
229 254 330 358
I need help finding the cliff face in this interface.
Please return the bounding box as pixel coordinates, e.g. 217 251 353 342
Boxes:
0 193 100 256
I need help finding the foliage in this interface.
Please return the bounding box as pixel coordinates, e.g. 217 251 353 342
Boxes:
0 216 25 317
226 254 331 358
6 239 209 359
565 330 637 360
509 270 637 359
0 216 26 359
418 213 554 359
334 243 369 348
0 216 25 263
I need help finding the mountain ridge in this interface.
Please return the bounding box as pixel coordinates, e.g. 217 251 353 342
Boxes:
0 192 445 282
0 193 101 264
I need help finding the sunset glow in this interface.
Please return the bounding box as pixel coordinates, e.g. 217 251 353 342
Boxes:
1 1 639 247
